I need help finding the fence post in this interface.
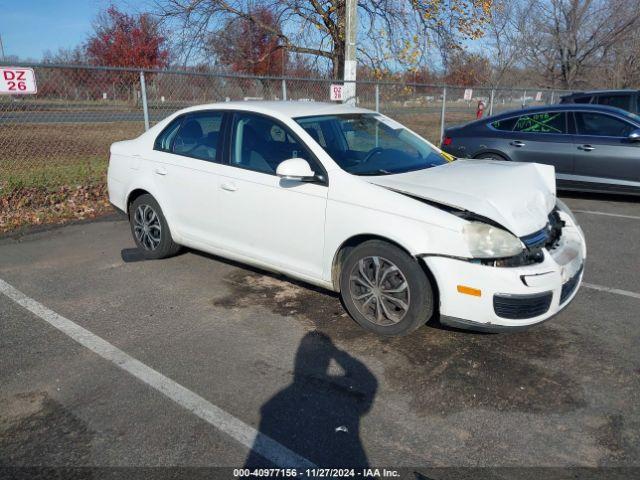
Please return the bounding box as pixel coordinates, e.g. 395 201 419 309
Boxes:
522 89 526 108
439 86 447 144
281 79 287 101
139 70 150 131
489 89 495 116
375 83 379 112
550 90 555 104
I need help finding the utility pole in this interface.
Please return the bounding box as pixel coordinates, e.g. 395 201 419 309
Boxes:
0 34 5 62
343 0 357 106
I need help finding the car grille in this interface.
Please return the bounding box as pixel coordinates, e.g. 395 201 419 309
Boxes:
520 208 564 251
520 227 550 249
560 265 583 304
493 292 553 319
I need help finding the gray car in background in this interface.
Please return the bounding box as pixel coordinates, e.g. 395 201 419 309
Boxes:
560 89 640 114
441 104 640 195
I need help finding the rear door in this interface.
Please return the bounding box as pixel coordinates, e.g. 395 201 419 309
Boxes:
571 111 640 185
151 110 228 244
492 111 574 174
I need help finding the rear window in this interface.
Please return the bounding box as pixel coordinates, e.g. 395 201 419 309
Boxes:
596 94 631 110
572 96 592 104
491 112 566 134
513 112 566 134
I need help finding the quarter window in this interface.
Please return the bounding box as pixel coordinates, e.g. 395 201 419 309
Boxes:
574 112 635 137
490 117 519 131
231 113 316 175
172 112 224 161
154 118 182 151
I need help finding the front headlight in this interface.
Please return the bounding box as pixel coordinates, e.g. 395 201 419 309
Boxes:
463 222 524 258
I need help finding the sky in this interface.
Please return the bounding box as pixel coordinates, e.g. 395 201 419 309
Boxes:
0 0 128 61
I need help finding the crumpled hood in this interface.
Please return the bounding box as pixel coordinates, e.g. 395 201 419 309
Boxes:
365 159 557 237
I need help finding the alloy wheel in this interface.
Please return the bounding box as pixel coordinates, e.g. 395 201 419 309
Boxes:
349 256 411 326
133 204 162 251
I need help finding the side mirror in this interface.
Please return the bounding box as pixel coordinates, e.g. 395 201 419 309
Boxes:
629 129 640 142
276 158 317 181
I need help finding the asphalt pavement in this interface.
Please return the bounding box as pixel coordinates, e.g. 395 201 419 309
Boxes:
1 193 639 478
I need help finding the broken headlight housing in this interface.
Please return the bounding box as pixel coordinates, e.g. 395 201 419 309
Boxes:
556 198 577 225
463 222 524 259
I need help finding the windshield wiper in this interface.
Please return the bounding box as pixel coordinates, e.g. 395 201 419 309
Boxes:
357 169 392 176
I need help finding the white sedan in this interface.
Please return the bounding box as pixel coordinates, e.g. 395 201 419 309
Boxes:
108 101 586 336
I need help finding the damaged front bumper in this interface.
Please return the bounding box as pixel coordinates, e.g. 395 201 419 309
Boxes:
422 215 586 332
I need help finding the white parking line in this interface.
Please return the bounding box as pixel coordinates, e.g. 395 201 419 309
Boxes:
573 210 640 220
582 282 640 300
0 278 315 469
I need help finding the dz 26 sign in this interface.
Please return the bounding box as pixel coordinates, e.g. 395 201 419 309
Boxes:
0 67 38 94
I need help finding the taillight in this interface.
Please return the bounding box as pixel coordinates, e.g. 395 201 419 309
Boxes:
442 136 453 146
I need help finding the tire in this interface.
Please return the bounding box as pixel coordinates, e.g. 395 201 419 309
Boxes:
339 240 434 336
129 194 181 259
475 152 508 161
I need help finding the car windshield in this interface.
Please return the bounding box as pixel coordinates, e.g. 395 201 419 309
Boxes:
295 113 448 176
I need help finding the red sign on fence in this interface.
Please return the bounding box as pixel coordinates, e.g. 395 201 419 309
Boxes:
0 67 38 94
330 84 343 101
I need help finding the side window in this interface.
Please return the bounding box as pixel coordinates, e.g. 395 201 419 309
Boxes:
231 113 316 175
573 96 593 104
172 112 224 161
596 95 631 110
154 117 182 151
340 116 419 157
575 112 635 137
491 117 519 131
300 121 327 147
513 112 566 134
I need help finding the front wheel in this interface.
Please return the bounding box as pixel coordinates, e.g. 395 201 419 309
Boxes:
129 194 181 259
339 240 434 336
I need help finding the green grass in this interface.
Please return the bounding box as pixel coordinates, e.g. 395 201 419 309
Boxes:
1 157 107 194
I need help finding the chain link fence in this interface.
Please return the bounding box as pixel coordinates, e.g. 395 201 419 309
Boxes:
0 63 571 194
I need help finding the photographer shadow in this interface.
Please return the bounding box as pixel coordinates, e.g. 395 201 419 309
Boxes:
245 331 378 468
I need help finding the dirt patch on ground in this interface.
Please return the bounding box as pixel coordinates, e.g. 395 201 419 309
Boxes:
213 269 349 326
0 391 94 467
213 269 587 415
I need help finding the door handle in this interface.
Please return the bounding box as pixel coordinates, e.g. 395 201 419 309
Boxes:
578 144 595 151
154 167 168 176
510 140 526 147
221 182 237 192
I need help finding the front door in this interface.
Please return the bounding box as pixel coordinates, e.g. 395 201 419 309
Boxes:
215 112 328 279
571 111 640 186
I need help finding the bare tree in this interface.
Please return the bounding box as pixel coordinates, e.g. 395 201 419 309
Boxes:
481 0 526 88
517 0 640 89
150 0 493 78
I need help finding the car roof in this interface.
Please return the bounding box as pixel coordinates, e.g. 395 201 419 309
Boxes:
488 103 633 120
562 89 639 97
175 100 373 119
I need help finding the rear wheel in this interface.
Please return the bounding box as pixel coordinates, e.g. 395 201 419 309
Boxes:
475 152 508 161
129 194 181 259
339 240 434 336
